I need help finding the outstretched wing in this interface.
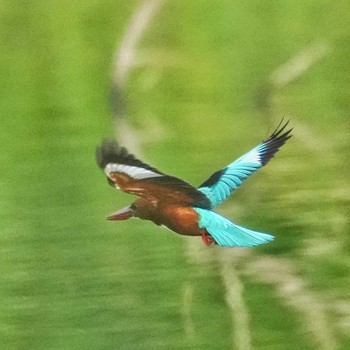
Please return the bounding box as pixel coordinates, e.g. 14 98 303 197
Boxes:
198 120 292 208
96 139 211 208
194 207 274 247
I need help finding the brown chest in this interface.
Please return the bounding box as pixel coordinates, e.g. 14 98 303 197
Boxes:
159 205 206 237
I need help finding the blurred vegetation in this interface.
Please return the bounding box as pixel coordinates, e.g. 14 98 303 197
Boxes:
0 1 349 349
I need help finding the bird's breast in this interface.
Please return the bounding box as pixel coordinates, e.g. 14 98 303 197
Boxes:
160 205 206 237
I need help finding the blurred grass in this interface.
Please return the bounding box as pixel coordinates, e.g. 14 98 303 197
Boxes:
0 0 349 349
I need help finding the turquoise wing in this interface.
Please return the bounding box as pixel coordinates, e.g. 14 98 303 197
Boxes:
198 120 292 208
194 207 274 247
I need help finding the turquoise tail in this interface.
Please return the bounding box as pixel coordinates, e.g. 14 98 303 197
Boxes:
194 207 275 247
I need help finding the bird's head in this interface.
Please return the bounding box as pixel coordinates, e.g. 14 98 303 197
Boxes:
107 198 158 222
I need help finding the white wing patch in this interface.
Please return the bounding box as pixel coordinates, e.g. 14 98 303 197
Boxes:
105 163 164 180
236 148 262 165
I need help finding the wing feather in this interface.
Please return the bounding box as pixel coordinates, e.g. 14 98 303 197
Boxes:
96 139 211 208
198 120 292 208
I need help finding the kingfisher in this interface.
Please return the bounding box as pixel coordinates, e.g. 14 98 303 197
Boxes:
96 121 292 247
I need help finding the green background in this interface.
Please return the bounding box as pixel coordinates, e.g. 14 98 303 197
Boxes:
1 1 349 349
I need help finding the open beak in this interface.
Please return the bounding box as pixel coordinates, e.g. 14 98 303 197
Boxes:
107 205 134 221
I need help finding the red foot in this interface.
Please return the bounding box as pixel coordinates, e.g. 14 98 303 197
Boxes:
201 233 215 246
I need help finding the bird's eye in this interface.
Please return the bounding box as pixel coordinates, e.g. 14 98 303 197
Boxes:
130 203 137 210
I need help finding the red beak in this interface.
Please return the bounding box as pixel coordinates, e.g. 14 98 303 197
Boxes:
107 206 134 220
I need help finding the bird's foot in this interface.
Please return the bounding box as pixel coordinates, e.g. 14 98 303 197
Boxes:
202 233 215 246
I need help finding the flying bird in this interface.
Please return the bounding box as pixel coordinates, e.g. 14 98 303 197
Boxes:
96 121 292 247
